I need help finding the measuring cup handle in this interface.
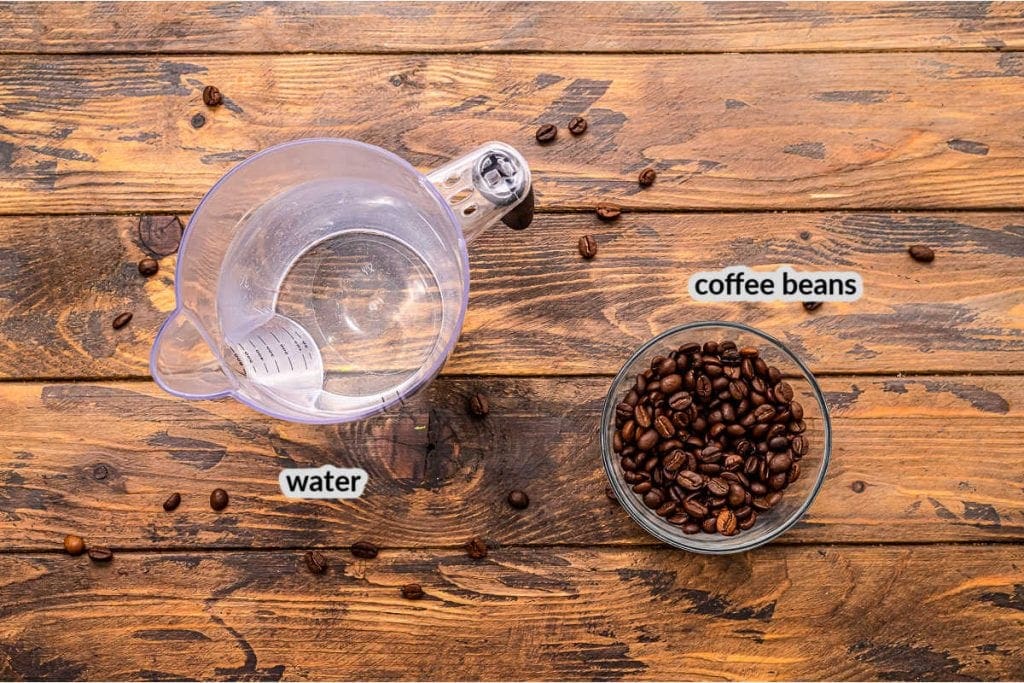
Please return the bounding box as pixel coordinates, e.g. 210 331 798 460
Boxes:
150 309 233 400
426 141 534 243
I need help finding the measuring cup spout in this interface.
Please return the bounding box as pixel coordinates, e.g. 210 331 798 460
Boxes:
426 142 533 242
150 309 233 400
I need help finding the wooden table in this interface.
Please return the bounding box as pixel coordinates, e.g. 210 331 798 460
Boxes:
1 2 1023 680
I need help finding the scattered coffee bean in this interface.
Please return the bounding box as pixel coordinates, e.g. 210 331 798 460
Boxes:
468 392 490 417
908 245 935 263
210 488 229 511
162 492 181 512
202 85 223 107
138 258 159 277
112 312 133 330
851 480 866 493
535 123 558 144
638 168 657 188
507 489 530 509
611 338 811 536
64 534 85 556
465 537 488 559
596 203 621 221
88 547 113 562
351 541 379 559
305 550 327 575
578 234 598 259
568 116 588 135
802 301 822 312
401 583 425 600
190 112 206 129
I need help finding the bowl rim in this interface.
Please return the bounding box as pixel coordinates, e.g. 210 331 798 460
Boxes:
600 320 832 554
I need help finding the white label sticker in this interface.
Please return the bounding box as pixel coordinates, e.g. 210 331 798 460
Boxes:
688 266 863 302
278 465 368 499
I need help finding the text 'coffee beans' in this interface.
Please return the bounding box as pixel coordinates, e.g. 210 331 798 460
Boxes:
611 340 810 536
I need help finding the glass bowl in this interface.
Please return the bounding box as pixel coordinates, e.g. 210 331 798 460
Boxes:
600 321 831 554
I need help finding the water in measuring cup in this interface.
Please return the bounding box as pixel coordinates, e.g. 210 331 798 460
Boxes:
218 179 446 409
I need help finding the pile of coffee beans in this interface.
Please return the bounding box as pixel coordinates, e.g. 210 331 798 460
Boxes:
611 340 809 536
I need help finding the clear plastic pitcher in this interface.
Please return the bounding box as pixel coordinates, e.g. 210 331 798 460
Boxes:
151 139 533 423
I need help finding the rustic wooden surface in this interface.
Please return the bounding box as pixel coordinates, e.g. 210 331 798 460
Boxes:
1 2 1023 681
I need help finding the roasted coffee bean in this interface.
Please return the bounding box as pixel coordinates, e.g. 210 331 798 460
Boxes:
668 392 693 411
643 489 665 509
750 481 767 496
767 367 782 386
634 404 652 428
695 375 712 401
202 85 223 107
596 203 621 221
803 301 822 312
706 477 729 497
752 496 772 512
635 428 658 451
468 392 490 417
88 546 113 562
768 472 788 491
112 312 133 330
64 534 86 556
656 501 677 517
791 435 808 456
678 342 701 355
908 244 935 263
716 508 737 535
654 415 675 438
625 389 639 406
682 521 701 534
578 234 598 259
734 505 753 520
667 513 689 525
465 537 488 559
683 498 709 518
623 471 645 484
535 123 558 143
790 401 804 421
727 483 746 507
507 490 530 509
789 419 806 434
162 492 181 512
190 112 206 128
789 462 801 483
702 517 718 533
656 356 677 376
210 488 229 511
632 481 653 494
663 450 686 472
753 404 776 422
768 436 789 452
401 583 425 600
568 116 588 135
775 381 794 403
769 452 793 473
728 380 748 401
351 541 379 559
722 453 743 471
138 257 159 277
305 550 328 575
638 167 657 188
738 512 757 530
660 373 682 394
612 431 623 451
658 439 682 453
676 470 704 490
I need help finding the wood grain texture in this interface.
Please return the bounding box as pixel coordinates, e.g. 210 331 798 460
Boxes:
4 53 1024 213
3 2 1024 54
2 546 1023 680
2 375 1021 551
1 212 1020 379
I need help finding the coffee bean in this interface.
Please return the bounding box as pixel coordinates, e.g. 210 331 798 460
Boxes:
696 375 712 401
753 404 776 423
768 436 789 452
351 541 379 559
632 481 652 494
739 512 757 530
64 534 86 556
702 517 718 533
638 168 657 188
775 381 794 403
768 473 788 491
727 483 746 507
162 492 181 512
578 234 598 259
305 550 327 575
656 500 677 517
678 342 700 355
769 452 793 473
683 498 709 518
662 450 686 473
706 477 729 497
88 547 113 562
210 488 229 511
401 583 425 600
803 301 822 312
643 489 664 509
138 257 159 277
190 112 206 128
667 513 689 525
908 245 935 263
112 312 133 330
568 116 588 135
468 392 490 417
654 415 675 438
676 470 703 491
660 373 683 394
596 203 622 221
507 490 530 509
789 462 801 483
465 537 488 559
790 401 804 421
535 123 557 143
851 480 867 493
716 508 738 535
202 85 223 107
668 392 692 411
791 435 808 456
636 429 658 451
682 521 701 534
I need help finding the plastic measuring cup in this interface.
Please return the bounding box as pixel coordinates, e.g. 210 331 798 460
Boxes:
151 139 533 423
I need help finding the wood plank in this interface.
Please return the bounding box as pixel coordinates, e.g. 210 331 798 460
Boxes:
2 376 1021 551
1 212 1020 379
1 545 1022 680
4 2 1024 54
4 53 1024 213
